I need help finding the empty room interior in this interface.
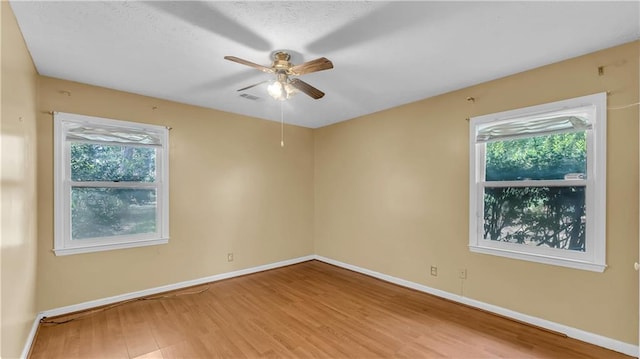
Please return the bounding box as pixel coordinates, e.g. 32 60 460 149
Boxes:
2 1 640 358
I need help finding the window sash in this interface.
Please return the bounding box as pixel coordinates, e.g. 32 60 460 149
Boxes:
473 180 596 265
69 141 159 184
481 179 587 188
69 181 160 189
480 184 587 247
67 183 163 244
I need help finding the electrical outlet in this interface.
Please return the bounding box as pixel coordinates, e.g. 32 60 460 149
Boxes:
430 266 438 277
227 253 234 262
459 268 467 279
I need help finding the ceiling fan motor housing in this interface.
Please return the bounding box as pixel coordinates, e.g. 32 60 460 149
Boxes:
273 51 292 72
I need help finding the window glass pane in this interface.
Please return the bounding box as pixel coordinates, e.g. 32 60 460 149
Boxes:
71 143 156 182
483 186 585 251
71 187 157 240
485 132 586 181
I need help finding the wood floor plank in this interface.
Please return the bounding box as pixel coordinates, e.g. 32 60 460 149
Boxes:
29 260 633 359
131 349 164 359
115 300 161 357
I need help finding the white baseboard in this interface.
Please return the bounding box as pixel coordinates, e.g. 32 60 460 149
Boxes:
22 255 315 358
20 313 45 359
313 255 639 358
24 254 638 358
39 255 315 319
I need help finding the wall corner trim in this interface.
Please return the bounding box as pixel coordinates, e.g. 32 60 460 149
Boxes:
312 255 639 358
21 313 45 359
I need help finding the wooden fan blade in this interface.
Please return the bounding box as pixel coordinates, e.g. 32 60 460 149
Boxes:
224 56 274 73
289 79 325 99
289 57 333 76
237 80 268 92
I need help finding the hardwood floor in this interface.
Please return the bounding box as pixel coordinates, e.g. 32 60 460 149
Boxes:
29 260 632 359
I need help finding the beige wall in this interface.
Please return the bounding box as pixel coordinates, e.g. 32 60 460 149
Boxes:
314 41 639 345
1 2 39 358
36 77 315 310
4 7 638 352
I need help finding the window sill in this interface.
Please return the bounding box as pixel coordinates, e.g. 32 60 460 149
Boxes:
469 245 606 272
53 238 168 256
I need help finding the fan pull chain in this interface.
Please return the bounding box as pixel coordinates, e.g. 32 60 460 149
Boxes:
280 101 285 147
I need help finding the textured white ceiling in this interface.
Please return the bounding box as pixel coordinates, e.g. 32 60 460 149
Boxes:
9 1 640 128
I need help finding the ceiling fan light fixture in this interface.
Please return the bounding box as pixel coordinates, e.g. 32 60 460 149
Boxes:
267 80 287 101
284 82 297 97
267 77 298 101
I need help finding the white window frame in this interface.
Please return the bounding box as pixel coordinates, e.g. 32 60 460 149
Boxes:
469 93 606 272
54 112 169 256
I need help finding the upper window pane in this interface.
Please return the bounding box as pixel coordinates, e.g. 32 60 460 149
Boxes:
485 132 586 181
71 143 156 182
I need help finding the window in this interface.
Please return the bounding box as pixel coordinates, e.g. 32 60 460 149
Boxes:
54 112 169 255
469 93 606 272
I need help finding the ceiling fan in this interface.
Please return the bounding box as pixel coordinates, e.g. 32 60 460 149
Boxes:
224 51 333 100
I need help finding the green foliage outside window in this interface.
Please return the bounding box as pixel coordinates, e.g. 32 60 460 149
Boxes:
483 132 586 251
70 143 157 240
485 132 586 181
71 143 156 182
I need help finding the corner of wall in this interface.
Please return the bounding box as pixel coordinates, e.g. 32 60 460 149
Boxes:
1 2 40 358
